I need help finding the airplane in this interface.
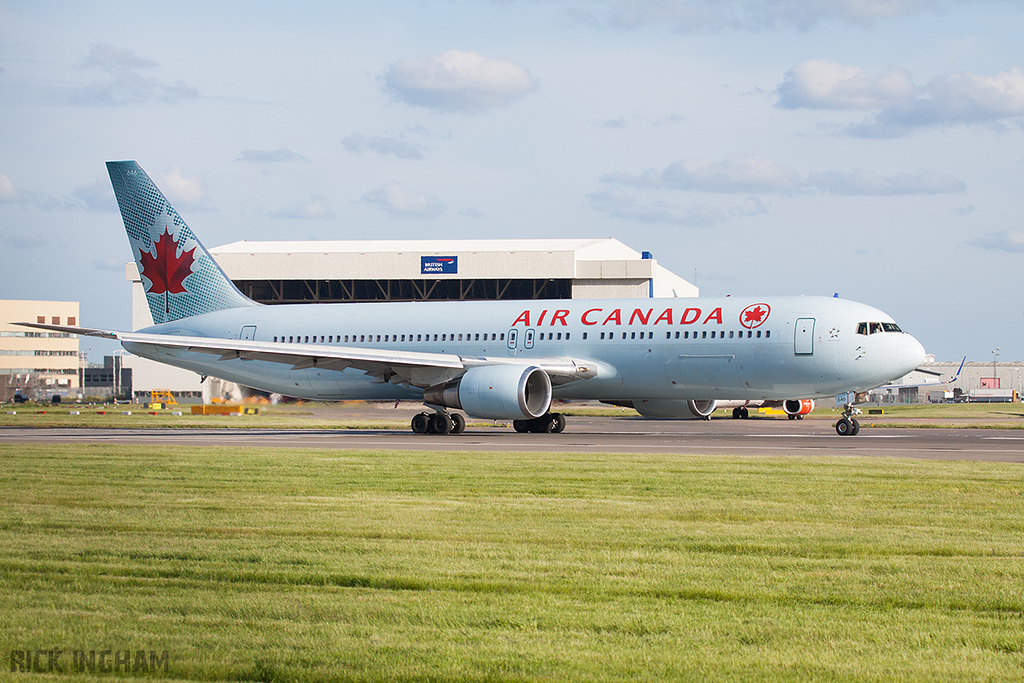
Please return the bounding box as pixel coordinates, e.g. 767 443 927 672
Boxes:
18 161 928 437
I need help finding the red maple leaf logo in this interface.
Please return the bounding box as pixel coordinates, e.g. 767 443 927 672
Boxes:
139 229 196 295
740 303 770 329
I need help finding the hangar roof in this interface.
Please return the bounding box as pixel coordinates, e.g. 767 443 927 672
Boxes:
207 238 661 281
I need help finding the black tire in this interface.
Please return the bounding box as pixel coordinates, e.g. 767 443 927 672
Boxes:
788 414 797 420
740 407 749 419
411 413 429 434
451 413 466 435
850 418 860 436
513 420 529 433
550 413 566 433
835 418 853 436
434 412 453 435
732 407 741 419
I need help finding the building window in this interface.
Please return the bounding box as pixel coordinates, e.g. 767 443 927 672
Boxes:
68 317 76 326
37 316 45 324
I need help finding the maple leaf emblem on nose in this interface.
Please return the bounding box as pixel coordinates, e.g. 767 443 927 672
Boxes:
139 229 196 295
740 303 771 329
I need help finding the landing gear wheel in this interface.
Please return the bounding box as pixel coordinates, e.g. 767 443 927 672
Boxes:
450 413 466 435
411 413 430 434
740 407 749 419
850 418 860 436
836 417 853 436
788 414 797 420
732 407 741 419
431 412 453 435
550 413 566 434
513 419 529 433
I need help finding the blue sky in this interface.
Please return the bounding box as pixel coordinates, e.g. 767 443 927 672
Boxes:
1 0 1021 364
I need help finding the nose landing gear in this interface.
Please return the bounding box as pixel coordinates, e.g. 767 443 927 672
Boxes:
835 416 860 436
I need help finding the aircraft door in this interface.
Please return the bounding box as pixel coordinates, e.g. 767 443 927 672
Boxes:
240 325 256 341
794 318 815 355
506 329 519 356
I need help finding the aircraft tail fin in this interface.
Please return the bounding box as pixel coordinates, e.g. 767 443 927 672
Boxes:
106 161 256 325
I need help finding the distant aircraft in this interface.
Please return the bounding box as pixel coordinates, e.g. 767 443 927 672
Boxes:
19 161 927 437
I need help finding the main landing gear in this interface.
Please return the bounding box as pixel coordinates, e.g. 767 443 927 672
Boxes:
411 411 466 435
512 413 566 434
409 411 567 435
731 407 750 419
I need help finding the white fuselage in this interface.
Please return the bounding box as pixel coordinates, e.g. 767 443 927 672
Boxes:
123 295 925 404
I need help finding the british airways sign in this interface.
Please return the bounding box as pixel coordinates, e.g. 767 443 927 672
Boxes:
421 256 458 274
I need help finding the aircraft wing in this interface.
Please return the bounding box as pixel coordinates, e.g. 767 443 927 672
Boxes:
14 322 595 388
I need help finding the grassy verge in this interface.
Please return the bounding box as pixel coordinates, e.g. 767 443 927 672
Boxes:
2 444 1023 681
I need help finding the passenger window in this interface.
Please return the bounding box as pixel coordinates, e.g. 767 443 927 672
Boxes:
756 331 761 338
557 332 562 340
583 332 588 340
500 333 504 340
729 331 734 339
766 330 771 338
702 331 707 339
600 332 605 339
631 332 636 339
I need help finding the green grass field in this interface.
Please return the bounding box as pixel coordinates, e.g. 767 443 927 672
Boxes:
2 444 1023 681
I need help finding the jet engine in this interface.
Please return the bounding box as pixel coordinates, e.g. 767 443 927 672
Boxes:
423 365 552 420
783 399 815 418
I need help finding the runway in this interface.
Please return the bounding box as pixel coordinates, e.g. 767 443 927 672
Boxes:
3 417 1022 462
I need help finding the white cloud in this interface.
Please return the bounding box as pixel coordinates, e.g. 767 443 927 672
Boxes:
70 42 198 106
580 0 937 33
237 149 303 163
586 187 727 227
777 59 915 110
600 155 963 196
968 230 1024 253
71 177 116 212
268 195 335 220
157 166 209 208
0 172 73 210
0 173 19 202
361 182 445 219
777 61 1024 137
382 50 538 113
342 133 424 160
804 169 966 195
857 67 1024 136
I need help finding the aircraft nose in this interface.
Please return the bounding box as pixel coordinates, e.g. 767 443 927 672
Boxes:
897 335 927 375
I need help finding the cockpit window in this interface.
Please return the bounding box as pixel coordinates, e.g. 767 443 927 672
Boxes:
857 321 904 335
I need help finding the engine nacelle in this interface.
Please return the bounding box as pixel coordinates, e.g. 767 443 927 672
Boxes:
783 399 815 416
423 365 552 420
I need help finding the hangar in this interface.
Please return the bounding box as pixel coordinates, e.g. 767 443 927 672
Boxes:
127 238 698 401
